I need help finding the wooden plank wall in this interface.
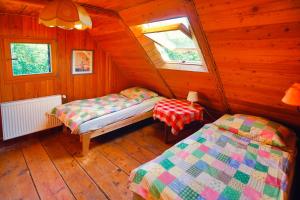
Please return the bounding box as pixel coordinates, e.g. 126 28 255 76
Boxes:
0 14 130 103
119 0 228 112
0 0 299 129
193 0 300 127
0 14 131 139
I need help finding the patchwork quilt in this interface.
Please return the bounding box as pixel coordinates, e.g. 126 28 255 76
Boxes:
129 124 295 200
50 94 139 133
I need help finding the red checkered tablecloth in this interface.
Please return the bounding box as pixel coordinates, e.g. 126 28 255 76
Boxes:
153 99 204 134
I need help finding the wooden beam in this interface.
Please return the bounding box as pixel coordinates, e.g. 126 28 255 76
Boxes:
188 0 231 112
5 0 118 18
76 2 118 18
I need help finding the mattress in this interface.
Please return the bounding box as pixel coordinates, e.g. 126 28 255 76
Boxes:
129 123 296 200
78 96 164 134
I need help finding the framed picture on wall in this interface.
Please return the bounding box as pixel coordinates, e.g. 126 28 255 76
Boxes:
72 49 93 74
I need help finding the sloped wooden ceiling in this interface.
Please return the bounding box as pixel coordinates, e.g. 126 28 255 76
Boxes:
118 0 229 112
89 14 174 97
193 0 300 127
90 0 228 105
0 0 155 15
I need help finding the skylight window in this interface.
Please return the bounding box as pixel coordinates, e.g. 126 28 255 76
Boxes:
142 17 205 68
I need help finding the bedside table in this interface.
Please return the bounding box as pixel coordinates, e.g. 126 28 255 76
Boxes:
153 99 204 143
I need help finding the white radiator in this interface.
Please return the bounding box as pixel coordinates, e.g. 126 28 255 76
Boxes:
1 95 62 140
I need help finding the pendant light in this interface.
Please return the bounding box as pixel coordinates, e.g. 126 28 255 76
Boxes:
39 0 92 30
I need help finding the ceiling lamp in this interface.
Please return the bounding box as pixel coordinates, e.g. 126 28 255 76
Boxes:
39 0 92 30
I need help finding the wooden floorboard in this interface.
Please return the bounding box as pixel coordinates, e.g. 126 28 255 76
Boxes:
113 136 157 164
0 149 40 200
0 122 177 200
22 141 75 200
98 142 141 175
40 135 108 200
124 124 172 155
59 133 135 200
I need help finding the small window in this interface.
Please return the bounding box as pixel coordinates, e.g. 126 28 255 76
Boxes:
10 43 52 76
142 17 205 68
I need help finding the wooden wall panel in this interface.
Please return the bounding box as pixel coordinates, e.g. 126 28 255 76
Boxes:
159 69 224 110
1 0 299 129
0 14 131 139
0 14 130 103
193 0 300 127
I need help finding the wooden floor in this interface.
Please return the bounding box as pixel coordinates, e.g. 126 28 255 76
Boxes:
0 120 201 200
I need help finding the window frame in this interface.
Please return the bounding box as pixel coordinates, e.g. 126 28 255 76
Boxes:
3 38 57 82
142 22 204 67
143 23 192 39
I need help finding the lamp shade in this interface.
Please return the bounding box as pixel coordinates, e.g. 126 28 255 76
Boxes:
39 0 92 30
282 83 300 106
187 91 198 103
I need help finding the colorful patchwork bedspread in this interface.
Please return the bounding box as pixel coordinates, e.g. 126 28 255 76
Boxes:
129 124 295 200
50 94 139 133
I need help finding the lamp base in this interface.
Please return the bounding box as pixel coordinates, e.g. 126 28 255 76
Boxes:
188 102 195 108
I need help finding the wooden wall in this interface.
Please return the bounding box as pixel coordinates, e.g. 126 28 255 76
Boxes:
193 0 300 127
0 0 299 129
0 14 130 103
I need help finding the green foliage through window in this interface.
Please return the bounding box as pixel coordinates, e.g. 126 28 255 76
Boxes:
10 43 52 76
155 44 201 64
143 17 203 65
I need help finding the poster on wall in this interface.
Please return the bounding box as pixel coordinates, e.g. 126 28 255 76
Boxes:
72 50 93 74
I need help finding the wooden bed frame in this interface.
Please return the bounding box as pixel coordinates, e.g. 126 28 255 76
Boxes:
79 110 153 156
286 151 297 200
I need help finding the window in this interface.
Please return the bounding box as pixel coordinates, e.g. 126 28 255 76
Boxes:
142 17 207 71
10 43 52 76
3 38 56 81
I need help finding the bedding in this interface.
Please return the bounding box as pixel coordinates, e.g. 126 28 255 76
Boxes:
214 114 294 148
78 96 165 134
129 122 296 200
50 94 139 133
120 87 158 102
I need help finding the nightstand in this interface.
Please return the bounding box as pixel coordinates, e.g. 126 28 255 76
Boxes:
153 99 204 143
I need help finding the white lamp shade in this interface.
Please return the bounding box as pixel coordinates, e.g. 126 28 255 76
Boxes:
187 91 198 103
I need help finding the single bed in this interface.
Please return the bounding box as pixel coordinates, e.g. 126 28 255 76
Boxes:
50 87 164 155
78 96 164 134
129 114 297 200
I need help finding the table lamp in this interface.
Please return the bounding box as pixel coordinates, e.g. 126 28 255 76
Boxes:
187 91 198 107
282 83 300 112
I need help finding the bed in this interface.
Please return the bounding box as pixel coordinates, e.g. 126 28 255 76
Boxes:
50 87 164 155
129 114 297 200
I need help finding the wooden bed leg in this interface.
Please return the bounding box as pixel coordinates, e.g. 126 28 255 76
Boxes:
62 126 68 134
164 124 169 144
81 134 91 156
